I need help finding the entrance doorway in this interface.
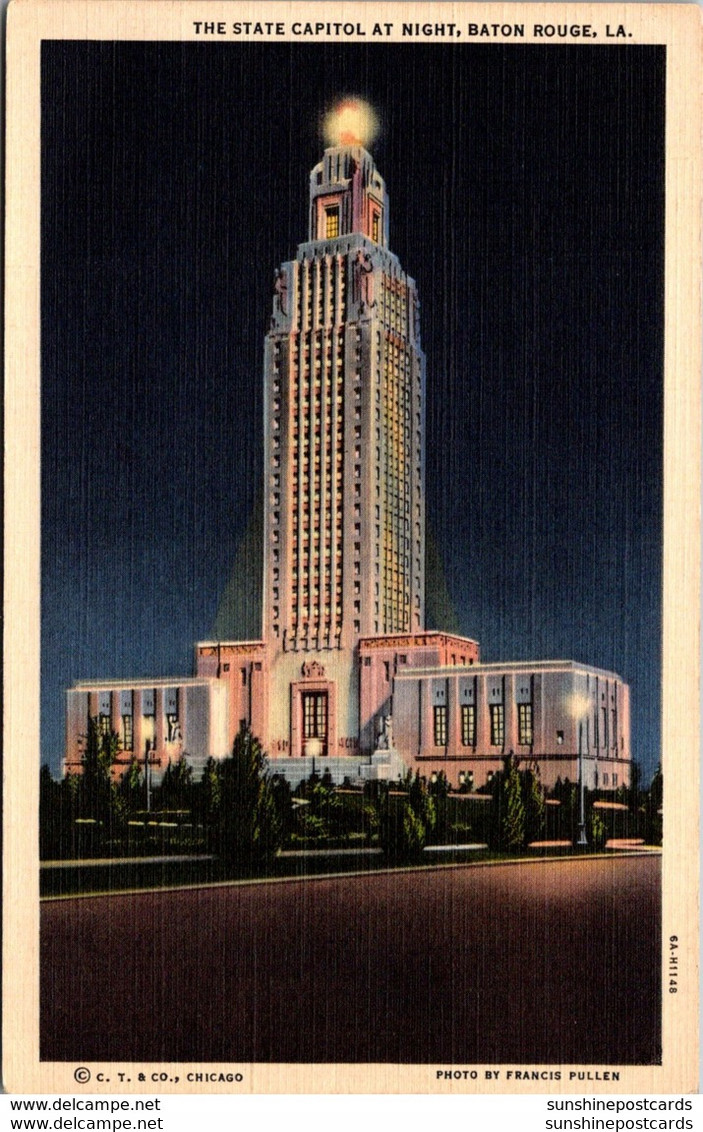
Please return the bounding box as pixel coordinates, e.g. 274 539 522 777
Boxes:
302 690 328 757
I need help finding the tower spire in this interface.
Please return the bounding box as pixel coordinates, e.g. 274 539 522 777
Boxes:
308 98 387 245
262 115 425 756
308 145 388 246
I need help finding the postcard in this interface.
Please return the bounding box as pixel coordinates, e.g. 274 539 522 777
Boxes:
4 0 700 1095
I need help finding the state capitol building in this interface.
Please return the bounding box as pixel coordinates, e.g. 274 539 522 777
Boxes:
65 101 632 793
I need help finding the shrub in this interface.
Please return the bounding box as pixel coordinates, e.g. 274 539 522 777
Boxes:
293 812 328 841
211 726 284 867
589 810 607 850
379 800 426 862
378 773 434 861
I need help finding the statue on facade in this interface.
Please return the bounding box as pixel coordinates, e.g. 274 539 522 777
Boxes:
376 714 393 751
353 249 375 312
274 267 288 316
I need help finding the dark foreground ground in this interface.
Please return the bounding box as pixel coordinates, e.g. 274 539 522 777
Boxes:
41 854 660 1065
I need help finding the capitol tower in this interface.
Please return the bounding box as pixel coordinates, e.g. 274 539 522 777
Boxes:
67 99 631 793
258 100 431 764
264 113 425 652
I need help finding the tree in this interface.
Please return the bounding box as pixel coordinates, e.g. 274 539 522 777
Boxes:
60 772 81 842
627 760 643 809
118 757 143 814
400 802 428 859
40 764 63 859
79 716 125 835
644 765 663 846
549 777 579 843
378 772 435 861
500 755 526 852
197 756 222 827
427 770 450 801
409 771 436 836
522 763 546 846
378 796 427 862
427 770 450 840
213 726 283 867
157 754 194 812
487 755 546 851
589 809 607 850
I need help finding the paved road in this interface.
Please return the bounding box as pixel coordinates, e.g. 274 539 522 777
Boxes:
41 855 660 1065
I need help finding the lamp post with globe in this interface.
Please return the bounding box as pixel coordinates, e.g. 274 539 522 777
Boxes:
570 693 591 848
305 736 322 779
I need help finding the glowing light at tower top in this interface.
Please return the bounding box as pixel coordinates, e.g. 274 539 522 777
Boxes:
323 98 379 149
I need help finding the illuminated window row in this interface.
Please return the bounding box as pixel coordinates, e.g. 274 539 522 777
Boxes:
293 256 347 332
431 703 534 748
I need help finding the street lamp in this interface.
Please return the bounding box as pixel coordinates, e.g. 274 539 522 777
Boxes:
305 736 322 777
144 738 152 813
570 693 590 848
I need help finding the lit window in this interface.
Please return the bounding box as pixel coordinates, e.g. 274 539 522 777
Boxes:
518 703 533 746
325 207 340 238
490 704 504 747
433 705 447 747
165 690 181 742
461 704 475 747
122 715 133 751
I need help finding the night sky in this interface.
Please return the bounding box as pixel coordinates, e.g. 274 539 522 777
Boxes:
41 42 665 780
